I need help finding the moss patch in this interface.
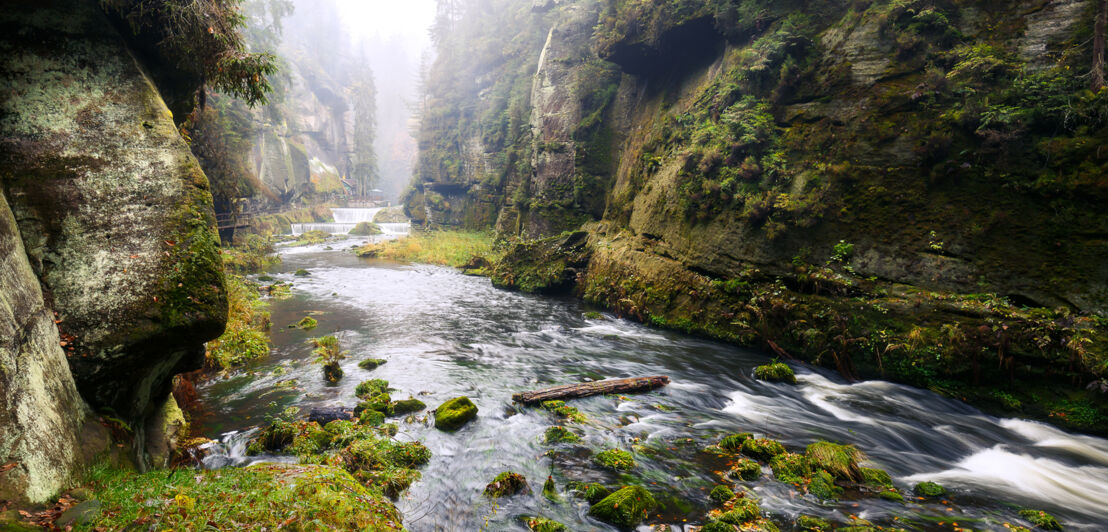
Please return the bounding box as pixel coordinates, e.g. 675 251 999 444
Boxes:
588 485 656 528
594 449 636 471
754 362 797 384
434 396 478 431
484 471 529 498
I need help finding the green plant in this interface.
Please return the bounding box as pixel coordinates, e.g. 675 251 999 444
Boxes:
831 240 854 263
100 0 278 105
309 336 347 383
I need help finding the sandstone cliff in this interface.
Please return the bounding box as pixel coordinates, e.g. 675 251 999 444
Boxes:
413 0 1108 432
0 0 228 500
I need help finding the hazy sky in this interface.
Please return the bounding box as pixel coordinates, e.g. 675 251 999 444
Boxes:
333 0 436 50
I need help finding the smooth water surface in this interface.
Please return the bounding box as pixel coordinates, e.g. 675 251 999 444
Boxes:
195 241 1108 531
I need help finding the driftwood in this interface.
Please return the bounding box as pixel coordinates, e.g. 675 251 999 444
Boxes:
512 376 670 405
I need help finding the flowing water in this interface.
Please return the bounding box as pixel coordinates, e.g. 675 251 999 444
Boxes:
291 207 411 235
194 238 1108 531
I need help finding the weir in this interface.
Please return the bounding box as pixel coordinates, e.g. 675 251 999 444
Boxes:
290 207 410 236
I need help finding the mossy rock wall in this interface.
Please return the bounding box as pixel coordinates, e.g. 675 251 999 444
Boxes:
0 0 227 426
420 0 1108 433
0 190 109 504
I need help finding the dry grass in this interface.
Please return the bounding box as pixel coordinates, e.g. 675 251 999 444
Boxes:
356 230 502 268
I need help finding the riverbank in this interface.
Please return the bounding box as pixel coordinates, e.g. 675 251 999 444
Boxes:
487 226 1108 437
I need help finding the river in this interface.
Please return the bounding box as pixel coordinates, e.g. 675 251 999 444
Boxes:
193 235 1108 531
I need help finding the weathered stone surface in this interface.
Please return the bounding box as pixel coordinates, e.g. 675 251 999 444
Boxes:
1019 0 1089 71
0 191 89 504
0 0 227 422
144 394 188 469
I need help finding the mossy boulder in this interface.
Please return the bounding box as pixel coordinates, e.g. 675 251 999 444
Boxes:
434 396 478 431
355 379 390 399
1018 509 1063 530
348 222 383 236
358 409 385 426
390 398 426 416
912 481 946 498
246 420 299 455
754 362 796 384
808 470 842 500
719 432 754 452
730 458 762 481
700 521 735 532
859 467 894 490
543 425 581 444
490 231 591 294
295 316 318 330
805 441 862 480
717 497 761 524
742 438 786 461
797 515 833 531
355 393 392 416
588 485 656 527
573 482 612 504
294 268 311 276
0 0 227 431
709 485 734 505
594 448 636 471
770 452 811 485
522 516 568 532
484 471 529 497
358 358 387 370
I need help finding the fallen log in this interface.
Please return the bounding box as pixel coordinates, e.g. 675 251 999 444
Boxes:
512 376 670 405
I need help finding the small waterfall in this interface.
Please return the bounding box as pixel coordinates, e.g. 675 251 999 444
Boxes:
290 207 410 236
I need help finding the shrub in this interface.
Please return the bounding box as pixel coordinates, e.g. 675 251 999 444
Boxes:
309 336 347 383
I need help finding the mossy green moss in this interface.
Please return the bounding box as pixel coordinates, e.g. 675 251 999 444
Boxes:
797 515 833 531
295 316 317 330
769 452 811 485
574 482 612 504
434 396 478 431
700 521 735 532
742 438 786 461
808 470 842 500
542 476 560 502
356 393 392 417
717 497 761 524
730 458 762 481
588 485 656 527
358 358 387 370
522 515 568 532
754 362 796 384
913 481 946 498
1018 509 1063 530
805 441 862 480
719 432 754 452
859 467 894 490
543 425 581 445
355 379 390 399
79 463 403 530
594 449 636 471
484 471 529 497
709 485 734 505
389 398 426 416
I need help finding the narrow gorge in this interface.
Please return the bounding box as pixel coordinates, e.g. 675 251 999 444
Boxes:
1 0 1106 531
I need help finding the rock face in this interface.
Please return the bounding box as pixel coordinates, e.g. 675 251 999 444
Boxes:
0 192 90 503
411 0 1108 432
0 0 226 443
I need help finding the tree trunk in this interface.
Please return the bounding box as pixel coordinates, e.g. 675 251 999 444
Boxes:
512 376 670 405
1094 0 1107 90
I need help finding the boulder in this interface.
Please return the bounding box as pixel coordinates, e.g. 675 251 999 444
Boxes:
433 397 478 431
307 407 352 425
0 0 227 425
